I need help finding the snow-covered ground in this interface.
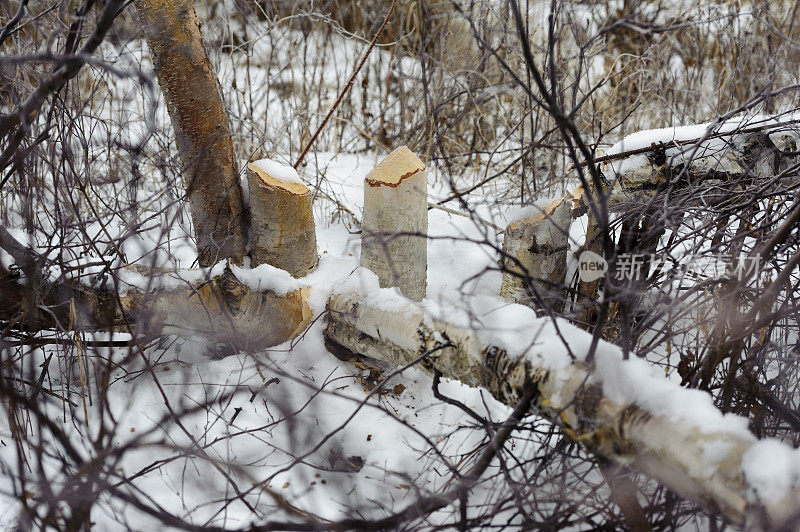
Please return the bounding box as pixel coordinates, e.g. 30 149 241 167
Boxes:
3 142 798 529
3 3 800 527
0 151 557 529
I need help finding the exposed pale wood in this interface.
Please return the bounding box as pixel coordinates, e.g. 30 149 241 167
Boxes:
124 269 312 351
247 162 318 278
134 0 247 266
0 262 311 352
500 197 571 311
325 286 776 526
361 146 428 301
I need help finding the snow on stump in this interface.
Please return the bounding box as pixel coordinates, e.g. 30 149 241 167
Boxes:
500 196 571 312
361 146 428 301
247 159 318 278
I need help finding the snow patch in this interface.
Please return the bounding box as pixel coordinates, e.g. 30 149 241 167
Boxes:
229 262 302 295
594 348 754 438
742 439 800 505
251 158 304 185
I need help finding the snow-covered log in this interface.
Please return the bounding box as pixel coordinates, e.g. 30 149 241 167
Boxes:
118 265 312 351
247 160 318 278
500 196 571 311
361 146 428 301
0 245 311 352
325 269 800 526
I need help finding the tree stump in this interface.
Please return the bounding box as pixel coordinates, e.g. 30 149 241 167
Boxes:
500 196 571 312
361 146 428 301
247 159 318 278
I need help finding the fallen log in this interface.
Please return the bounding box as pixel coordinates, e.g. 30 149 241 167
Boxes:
115 265 311 351
325 268 800 527
0 228 311 351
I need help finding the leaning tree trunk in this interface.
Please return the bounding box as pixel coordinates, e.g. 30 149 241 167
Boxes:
135 0 247 266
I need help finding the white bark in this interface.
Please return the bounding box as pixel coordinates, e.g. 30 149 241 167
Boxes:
500 197 572 311
247 162 318 278
361 146 428 301
325 281 793 526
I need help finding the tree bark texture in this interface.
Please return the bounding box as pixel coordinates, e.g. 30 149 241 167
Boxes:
1 263 310 352
500 196 571 312
247 162 318 277
135 0 247 266
325 284 784 527
361 146 428 301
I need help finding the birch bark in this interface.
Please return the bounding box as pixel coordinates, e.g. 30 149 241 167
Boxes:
361 146 428 300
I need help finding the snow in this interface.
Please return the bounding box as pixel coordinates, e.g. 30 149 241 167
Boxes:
229 262 302 295
504 196 564 225
593 348 754 438
2 16 800 528
742 439 800 505
604 113 799 175
250 158 304 185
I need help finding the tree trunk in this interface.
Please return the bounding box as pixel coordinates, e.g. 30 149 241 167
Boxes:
134 0 247 266
361 146 428 301
324 276 790 526
247 160 318 277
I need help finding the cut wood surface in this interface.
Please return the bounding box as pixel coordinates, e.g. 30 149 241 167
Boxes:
361 146 428 301
247 160 318 277
325 269 799 527
134 0 248 266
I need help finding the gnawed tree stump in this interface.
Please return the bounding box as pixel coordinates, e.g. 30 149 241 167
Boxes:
361 146 428 301
324 272 800 526
500 196 571 312
247 159 318 278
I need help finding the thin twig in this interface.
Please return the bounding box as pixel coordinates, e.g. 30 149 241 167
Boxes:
293 0 397 169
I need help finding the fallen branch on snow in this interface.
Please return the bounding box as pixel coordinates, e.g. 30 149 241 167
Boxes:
325 268 800 527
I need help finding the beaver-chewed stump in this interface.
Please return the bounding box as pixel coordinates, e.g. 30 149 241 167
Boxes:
247 159 318 278
360 146 428 301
